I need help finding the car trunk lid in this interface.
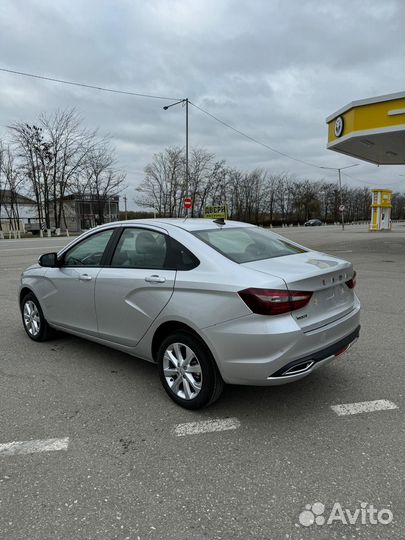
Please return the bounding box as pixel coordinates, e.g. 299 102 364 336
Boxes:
242 252 356 331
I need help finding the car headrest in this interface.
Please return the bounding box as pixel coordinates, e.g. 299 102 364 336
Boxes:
136 231 158 254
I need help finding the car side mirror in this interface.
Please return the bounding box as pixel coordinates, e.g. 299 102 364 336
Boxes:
38 252 59 267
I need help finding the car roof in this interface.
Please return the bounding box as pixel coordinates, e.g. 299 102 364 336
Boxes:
114 218 254 232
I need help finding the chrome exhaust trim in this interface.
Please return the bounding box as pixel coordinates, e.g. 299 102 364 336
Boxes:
281 360 314 376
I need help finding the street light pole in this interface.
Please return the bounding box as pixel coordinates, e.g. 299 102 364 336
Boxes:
123 195 128 220
185 98 189 207
163 98 189 216
320 163 359 230
338 168 344 230
319 191 326 222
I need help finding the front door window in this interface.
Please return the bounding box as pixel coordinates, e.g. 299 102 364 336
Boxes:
64 229 114 267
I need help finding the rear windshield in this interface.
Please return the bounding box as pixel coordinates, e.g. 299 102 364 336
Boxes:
193 227 306 263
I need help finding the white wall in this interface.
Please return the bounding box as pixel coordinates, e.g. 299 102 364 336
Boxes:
0 202 38 221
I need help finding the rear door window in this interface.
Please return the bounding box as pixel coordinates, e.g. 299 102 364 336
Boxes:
111 228 168 269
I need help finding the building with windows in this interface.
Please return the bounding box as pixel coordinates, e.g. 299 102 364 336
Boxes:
50 193 120 232
0 190 38 233
0 190 120 234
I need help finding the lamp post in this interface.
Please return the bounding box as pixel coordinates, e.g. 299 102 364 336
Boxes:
319 190 326 222
320 164 359 230
163 98 189 216
108 197 112 223
123 195 128 220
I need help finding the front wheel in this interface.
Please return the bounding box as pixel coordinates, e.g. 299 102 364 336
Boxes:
21 292 53 342
157 331 224 409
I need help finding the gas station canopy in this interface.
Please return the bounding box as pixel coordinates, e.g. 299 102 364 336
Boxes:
326 92 405 165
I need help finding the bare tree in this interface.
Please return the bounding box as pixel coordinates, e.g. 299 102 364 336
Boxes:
39 109 97 228
9 110 92 229
135 147 185 216
8 109 126 229
391 192 405 220
0 141 4 230
79 138 127 225
0 142 26 231
8 123 49 227
137 144 403 225
136 147 232 218
195 160 229 217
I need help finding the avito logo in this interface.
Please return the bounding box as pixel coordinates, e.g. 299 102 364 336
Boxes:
298 502 393 527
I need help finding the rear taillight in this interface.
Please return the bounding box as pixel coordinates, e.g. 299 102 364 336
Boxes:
238 288 312 316
345 271 357 289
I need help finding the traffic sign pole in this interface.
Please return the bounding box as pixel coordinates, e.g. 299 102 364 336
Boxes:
318 163 358 232
184 197 192 213
339 204 346 230
338 169 344 231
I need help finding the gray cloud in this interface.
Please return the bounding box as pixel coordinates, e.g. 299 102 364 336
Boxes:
0 0 404 205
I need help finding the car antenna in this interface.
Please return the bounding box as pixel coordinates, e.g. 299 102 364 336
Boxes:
213 217 226 226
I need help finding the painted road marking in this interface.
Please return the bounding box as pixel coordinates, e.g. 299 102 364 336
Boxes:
174 418 240 437
0 437 69 456
331 400 398 416
0 246 65 252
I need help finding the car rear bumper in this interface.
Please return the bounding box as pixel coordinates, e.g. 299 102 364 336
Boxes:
265 325 359 384
202 296 361 385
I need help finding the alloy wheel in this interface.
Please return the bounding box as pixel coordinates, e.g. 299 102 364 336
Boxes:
163 342 203 400
23 300 41 337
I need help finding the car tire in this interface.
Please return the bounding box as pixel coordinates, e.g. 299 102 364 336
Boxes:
21 292 53 342
157 331 224 409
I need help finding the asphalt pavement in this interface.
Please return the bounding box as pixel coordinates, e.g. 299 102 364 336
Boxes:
0 224 404 540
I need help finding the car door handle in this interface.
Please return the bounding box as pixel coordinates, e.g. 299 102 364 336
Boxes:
144 275 166 283
79 274 92 282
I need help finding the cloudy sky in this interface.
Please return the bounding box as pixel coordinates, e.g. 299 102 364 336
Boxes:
0 0 404 206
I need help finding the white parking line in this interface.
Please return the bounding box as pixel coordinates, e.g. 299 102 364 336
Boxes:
0 437 69 456
174 417 240 437
331 400 398 416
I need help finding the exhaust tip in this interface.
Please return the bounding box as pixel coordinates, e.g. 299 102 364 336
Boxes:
281 360 314 376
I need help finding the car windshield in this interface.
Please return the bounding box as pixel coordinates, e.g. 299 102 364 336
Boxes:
193 227 306 263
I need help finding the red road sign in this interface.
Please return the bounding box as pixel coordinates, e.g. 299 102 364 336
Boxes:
184 197 192 209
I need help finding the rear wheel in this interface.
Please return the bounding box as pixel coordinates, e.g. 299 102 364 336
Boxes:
157 331 224 409
21 292 53 342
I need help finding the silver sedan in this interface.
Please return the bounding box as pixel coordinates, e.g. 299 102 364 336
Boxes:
19 219 360 409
